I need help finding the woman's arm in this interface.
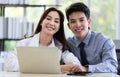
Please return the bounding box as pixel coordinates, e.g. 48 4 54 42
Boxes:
60 62 74 73
4 51 19 72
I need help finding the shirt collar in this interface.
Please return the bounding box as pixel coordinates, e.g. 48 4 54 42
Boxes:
48 38 56 47
83 30 91 46
74 30 91 47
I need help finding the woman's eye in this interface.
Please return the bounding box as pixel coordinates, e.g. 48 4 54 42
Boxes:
55 20 59 23
46 18 51 20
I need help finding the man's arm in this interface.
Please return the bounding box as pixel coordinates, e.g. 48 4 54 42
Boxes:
88 39 118 73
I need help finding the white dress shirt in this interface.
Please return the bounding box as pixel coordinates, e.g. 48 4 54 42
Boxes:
5 33 80 71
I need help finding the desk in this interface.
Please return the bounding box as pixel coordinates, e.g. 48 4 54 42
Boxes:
0 72 120 77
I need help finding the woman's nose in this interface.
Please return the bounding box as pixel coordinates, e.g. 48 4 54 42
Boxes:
50 20 55 26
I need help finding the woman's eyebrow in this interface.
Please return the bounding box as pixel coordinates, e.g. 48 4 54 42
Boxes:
47 15 52 18
47 15 60 20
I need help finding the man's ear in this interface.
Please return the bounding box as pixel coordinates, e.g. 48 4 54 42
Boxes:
67 23 71 29
88 18 92 28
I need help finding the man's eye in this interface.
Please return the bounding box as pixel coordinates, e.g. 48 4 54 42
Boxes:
80 19 84 22
70 20 75 23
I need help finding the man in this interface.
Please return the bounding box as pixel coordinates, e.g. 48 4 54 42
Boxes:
65 2 118 73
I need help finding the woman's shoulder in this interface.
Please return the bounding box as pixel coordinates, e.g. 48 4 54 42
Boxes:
17 33 39 46
17 37 33 46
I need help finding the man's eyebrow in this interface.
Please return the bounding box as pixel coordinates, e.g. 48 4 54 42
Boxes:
79 17 85 19
70 17 85 20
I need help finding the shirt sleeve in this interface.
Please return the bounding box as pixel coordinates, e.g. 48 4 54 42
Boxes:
88 39 118 73
61 50 81 65
4 49 19 72
4 40 26 72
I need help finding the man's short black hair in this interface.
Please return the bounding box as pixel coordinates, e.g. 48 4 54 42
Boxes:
65 2 90 21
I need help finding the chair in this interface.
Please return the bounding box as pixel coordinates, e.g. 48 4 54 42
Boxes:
113 40 120 75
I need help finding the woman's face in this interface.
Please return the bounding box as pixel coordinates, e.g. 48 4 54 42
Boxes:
41 11 60 35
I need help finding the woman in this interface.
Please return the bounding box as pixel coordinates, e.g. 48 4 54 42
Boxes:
5 7 81 73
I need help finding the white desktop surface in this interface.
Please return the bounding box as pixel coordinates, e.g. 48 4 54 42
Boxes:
0 71 120 77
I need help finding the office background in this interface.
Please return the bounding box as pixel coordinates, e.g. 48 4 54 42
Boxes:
0 0 120 73
0 0 120 51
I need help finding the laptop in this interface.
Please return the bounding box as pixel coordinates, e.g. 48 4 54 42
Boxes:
17 47 61 74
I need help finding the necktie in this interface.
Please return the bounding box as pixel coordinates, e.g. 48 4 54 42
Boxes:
79 42 89 66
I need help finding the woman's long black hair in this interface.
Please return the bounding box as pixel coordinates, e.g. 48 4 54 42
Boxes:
34 7 69 52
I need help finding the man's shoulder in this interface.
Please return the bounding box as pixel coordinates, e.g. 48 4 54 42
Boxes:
67 36 75 42
91 31 110 40
91 31 113 45
67 36 77 45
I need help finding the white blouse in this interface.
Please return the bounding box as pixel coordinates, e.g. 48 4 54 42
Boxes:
5 33 80 71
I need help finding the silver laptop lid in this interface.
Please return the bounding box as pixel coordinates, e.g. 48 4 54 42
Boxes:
17 47 61 74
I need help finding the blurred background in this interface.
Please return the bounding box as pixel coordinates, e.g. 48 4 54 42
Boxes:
0 0 120 72
0 0 119 53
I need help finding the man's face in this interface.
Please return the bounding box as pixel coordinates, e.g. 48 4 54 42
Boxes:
68 12 91 41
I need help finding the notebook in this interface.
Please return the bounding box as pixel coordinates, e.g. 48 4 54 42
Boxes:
17 47 61 74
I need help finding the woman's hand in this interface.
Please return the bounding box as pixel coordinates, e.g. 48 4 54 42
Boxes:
60 62 74 72
70 64 81 73
70 64 88 73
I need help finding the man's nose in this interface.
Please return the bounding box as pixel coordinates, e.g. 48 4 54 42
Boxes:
76 21 81 27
